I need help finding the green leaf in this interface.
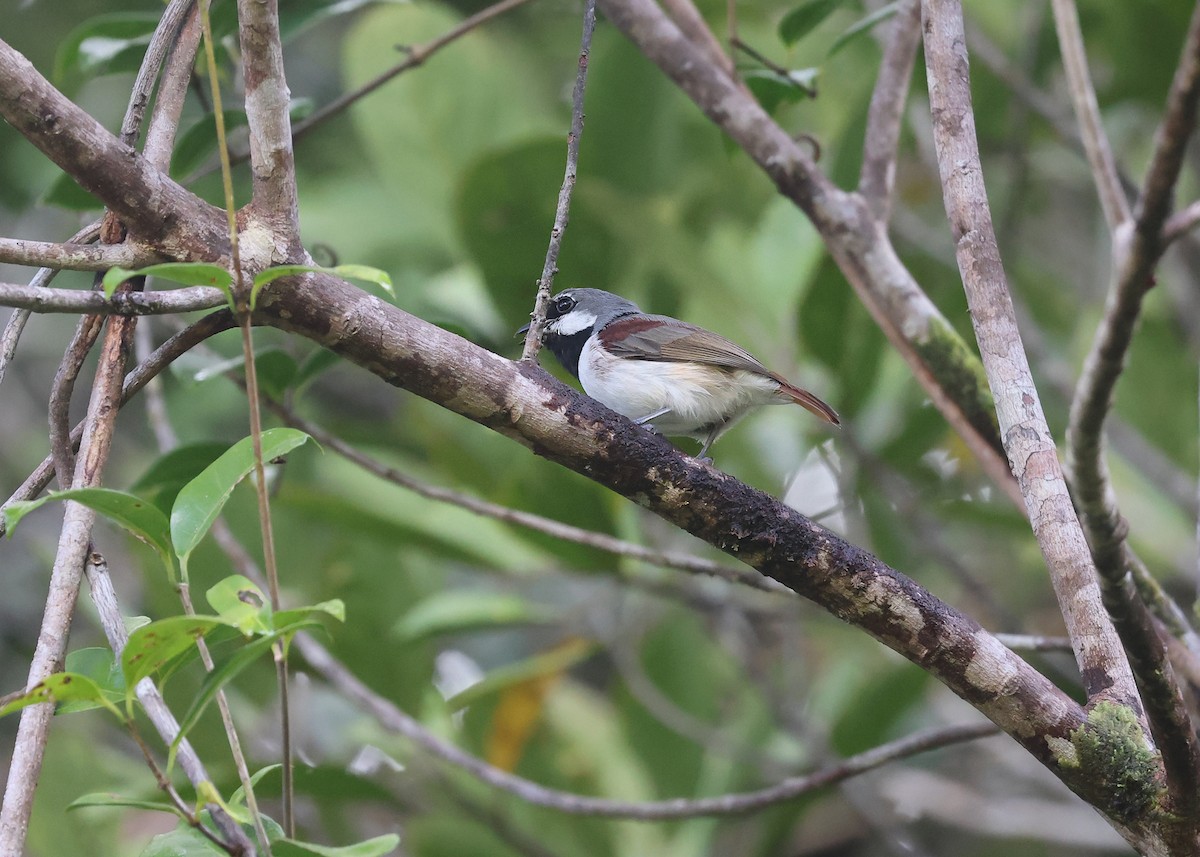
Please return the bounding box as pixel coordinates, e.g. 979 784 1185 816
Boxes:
206 575 272 635
3 488 176 579
293 347 343 392
272 834 400 857
170 428 314 574
139 822 230 857
393 592 556 643
0 672 123 720
250 263 394 310
43 172 104 211
121 615 229 691
446 639 597 711
54 12 160 87
68 792 183 816
830 663 930 756
229 764 282 809
132 443 232 493
171 110 250 179
189 348 298 400
273 599 346 630
170 614 328 760
60 648 126 713
102 262 233 299
743 69 819 114
828 1 900 57
778 0 850 46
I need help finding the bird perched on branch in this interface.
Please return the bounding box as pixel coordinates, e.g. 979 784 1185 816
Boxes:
520 288 839 460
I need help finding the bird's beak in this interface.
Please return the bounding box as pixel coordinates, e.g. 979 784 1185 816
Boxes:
515 322 531 338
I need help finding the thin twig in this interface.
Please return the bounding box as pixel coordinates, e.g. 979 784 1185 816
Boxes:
0 308 29 387
264 401 787 594
297 628 997 818
206 0 294 833
0 281 229 315
521 0 596 361
993 634 1074 652
1049 0 1132 230
135 313 272 853
1164 199 1200 246
920 0 1138 706
143 1 203 169
127 726 239 854
48 307 105 487
859 0 922 221
0 237 159 271
120 0 195 147
0 220 102 392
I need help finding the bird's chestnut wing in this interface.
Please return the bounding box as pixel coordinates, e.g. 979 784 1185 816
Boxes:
600 316 771 375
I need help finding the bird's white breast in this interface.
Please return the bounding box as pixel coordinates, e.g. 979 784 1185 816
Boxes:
578 336 784 437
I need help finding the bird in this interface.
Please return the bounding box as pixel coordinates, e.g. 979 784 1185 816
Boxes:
519 288 839 460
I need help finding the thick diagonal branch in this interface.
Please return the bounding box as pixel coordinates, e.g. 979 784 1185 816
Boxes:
0 39 225 256
253 273 1105 802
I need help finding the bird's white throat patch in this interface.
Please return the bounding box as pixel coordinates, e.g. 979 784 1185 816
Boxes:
550 310 597 336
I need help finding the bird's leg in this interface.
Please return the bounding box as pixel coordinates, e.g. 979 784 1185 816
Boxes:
634 407 672 425
695 424 722 464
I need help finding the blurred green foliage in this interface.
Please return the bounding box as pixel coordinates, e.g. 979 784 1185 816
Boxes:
1 0 1194 854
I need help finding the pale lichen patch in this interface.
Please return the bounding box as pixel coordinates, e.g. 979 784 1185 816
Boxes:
963 630 1020 695
864 578 925 636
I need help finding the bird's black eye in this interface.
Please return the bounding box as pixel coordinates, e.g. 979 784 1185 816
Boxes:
553 295 576 315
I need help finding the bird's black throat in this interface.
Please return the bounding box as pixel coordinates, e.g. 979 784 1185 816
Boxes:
543 327 591 378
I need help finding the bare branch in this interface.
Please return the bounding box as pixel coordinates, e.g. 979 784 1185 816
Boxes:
0 308 29 387
1063 1 1200 816
49 309 105 487
119 0 196 147
0 238 160 272
920 0 1136 706
296 629 999 818
0 310 135 854
0 281 229 315
859 0 922 220
1163 198 1200 245
0 38 226 255
521 0 597 360
143 2 204 169
237 0 300 238
659 0 735 78
1049 0 1132 229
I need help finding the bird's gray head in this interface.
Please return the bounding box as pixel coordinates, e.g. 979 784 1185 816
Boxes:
544 288 641 338
541 289 640 379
